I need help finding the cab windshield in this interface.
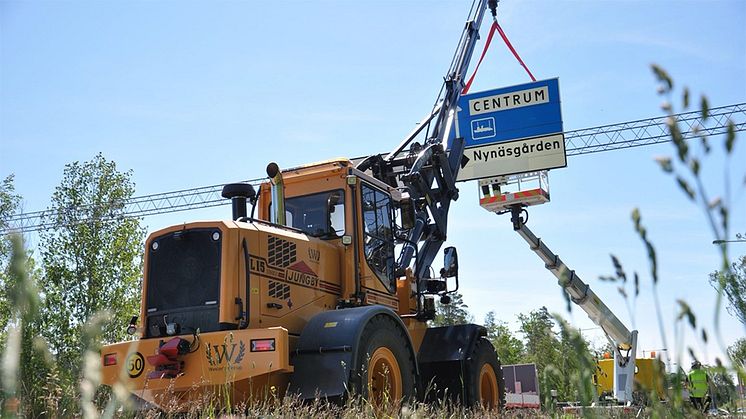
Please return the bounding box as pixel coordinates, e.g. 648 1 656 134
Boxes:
284 190 345 238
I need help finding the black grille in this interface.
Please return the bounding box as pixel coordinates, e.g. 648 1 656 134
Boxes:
146 228 222 336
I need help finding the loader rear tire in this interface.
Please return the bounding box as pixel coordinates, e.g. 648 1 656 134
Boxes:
352 314 416 408
466 338 506 410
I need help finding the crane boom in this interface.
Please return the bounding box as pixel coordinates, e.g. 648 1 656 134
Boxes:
357 0 498 285
508 206 638 403
509 207 633 346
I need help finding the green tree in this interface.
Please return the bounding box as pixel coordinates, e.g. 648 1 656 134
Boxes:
556 317 596 406
518 307 559 366
706 364 737 409
1 236 53 417
517 307 597 405
709 252 746 326
591 340 615 360
517 307 563 404
1 236 31 416
0 177 54 417
38 153 145 377
432 292 473 326
727 338 746 390
728 338 746 368
484 311 524 365
0 175 22 336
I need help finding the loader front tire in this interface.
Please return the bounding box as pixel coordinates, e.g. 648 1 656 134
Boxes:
466 338 506 410
353 314 416 408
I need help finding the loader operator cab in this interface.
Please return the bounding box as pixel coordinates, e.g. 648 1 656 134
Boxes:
282 189 345 238
259 159 401 297
257 159 459 308
257 158 462 303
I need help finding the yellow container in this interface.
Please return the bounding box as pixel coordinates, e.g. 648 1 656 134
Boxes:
594 358 665 401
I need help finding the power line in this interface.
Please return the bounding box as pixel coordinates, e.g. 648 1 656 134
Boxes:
4 102 745 235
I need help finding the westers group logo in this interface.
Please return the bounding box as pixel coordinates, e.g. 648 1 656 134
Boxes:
205 338 246 371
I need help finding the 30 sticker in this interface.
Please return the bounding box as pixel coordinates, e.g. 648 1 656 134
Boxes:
126 352 145 378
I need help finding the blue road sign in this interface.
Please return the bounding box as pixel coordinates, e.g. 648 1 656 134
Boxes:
454 79 567 182
457 78 563 147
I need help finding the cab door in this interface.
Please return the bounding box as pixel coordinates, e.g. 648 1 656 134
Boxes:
359 182 396 296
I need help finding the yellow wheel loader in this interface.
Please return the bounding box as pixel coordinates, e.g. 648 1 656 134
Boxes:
100 0 506 412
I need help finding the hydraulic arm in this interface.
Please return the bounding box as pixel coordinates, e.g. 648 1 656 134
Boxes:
358 0 498 299
509 206 638 404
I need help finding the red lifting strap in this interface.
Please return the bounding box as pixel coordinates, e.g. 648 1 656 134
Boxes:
462 20 536 95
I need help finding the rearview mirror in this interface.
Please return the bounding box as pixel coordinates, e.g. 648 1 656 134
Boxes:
327 191 345 237
327 191 343 213
441 246 458 278
399 198 415 229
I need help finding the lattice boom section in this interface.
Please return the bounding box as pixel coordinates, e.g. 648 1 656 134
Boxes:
564 103 746 156
4 104 744 234
3 178 262 234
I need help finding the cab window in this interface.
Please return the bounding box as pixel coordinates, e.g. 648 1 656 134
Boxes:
283 190 345 238
361 183 395 291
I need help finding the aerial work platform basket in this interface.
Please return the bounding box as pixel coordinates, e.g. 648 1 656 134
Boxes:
478 171 550 213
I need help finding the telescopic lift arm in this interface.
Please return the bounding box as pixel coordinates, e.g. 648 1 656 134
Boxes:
508 205 639 404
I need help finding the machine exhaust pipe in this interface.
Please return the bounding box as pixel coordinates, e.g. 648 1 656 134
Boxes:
221 183 256 221
266 162 286 225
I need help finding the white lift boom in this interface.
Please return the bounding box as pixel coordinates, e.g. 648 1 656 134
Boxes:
478 174 638 404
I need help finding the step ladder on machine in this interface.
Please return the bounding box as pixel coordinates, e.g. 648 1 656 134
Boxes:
478 170 550 213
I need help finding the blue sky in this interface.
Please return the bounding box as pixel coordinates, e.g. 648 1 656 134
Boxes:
1 1 745 369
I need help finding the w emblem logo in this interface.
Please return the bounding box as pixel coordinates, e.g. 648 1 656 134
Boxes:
205 340 246 366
